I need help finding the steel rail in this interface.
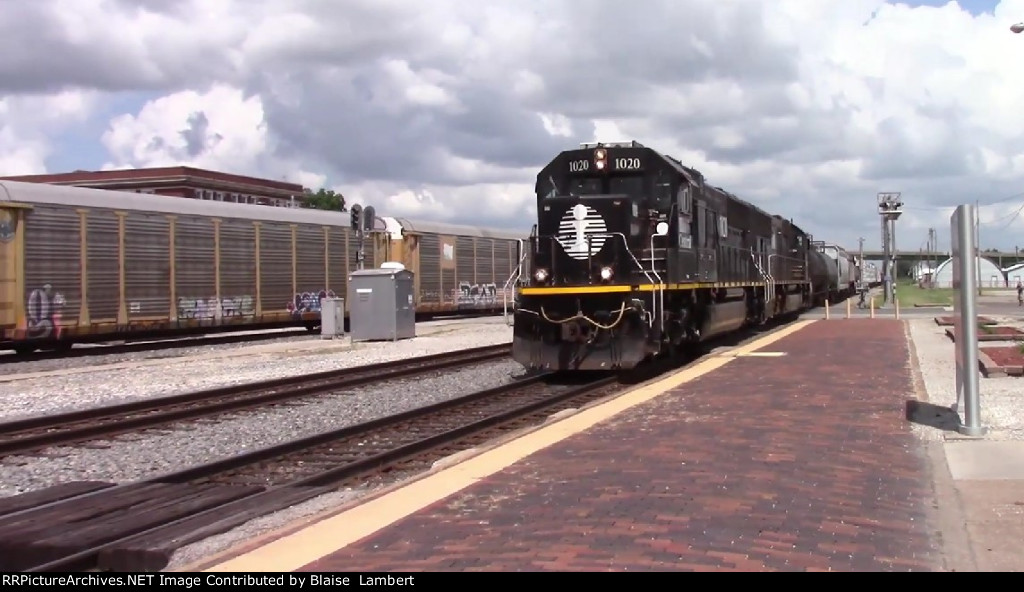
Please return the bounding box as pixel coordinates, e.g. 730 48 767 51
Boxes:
0 344 510 457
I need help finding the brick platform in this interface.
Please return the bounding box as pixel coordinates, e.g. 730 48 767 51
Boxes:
298 320 946 572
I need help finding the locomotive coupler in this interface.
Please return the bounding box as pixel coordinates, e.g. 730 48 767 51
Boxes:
560 320 587 342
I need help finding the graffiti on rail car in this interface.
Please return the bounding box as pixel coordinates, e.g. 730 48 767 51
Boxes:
176 295 255 320
0 210 14 242
455 282 501 308
26 283 66 339
288 289 337 318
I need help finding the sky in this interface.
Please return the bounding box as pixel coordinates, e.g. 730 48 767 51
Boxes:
2 0 1024 254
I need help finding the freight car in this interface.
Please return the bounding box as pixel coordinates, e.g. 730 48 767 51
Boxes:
511 141 846 372
817 243 857 301
0 180 525 354
861 261 880 287
807 247 837 305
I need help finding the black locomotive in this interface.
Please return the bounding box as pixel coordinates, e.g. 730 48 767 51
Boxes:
511 141 825 372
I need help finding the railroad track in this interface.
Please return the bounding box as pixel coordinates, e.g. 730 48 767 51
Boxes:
0 314 803 573
0 312 504 364
0 344 511 457
0 329 314 364
0 369 624 573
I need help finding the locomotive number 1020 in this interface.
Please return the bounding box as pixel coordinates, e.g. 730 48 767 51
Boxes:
569 157 641 172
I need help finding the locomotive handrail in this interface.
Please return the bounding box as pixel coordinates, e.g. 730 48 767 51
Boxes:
649 232 666 329
502 239 527 326
752 251 775 319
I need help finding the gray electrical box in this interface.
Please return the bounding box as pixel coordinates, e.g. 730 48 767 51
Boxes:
347 267 416 342
320 297 345 339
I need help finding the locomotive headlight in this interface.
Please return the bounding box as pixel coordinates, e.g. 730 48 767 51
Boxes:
534 268 549 282
599 266 614 280
595 160 606 170
595 148 607 160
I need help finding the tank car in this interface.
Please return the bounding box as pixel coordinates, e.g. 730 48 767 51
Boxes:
511 141 814 372
805 249 832 306
819 243 857 299
0 180 525 354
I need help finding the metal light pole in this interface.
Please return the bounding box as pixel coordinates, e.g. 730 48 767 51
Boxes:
858 237 865 278
951 203 985 436
975 199 983 294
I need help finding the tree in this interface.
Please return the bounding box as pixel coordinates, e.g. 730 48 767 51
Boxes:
301 187 347 212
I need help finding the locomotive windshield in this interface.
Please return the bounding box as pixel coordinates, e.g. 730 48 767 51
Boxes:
569 178 602 195
609 177 643 196
545 176 645 198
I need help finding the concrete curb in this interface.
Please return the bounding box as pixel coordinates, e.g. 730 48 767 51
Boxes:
976 349 1024 377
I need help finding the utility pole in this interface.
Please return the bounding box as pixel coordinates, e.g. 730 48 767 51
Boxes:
927 228 936 288
858 237 865 289
975 199 982 295
877 192 903 306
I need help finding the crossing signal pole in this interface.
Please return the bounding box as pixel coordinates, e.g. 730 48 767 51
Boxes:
348 203 375 270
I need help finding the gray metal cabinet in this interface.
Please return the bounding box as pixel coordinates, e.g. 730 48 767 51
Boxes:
320 297 345 339
347 268 416 342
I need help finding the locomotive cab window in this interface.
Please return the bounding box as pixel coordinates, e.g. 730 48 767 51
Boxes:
704 208 718 248
609 176 644 197
652 171 673 209
677 185 692 215
568 178 602 196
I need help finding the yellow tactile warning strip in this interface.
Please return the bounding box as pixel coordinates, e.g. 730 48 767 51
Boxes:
202 319 817 573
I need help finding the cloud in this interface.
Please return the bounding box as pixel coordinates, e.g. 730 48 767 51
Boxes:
98 84 321 187
4 0 1024 252
0 90 97 174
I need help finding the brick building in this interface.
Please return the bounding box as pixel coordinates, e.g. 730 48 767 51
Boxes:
0 166 306 208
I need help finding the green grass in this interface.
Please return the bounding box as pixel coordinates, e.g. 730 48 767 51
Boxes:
895 280 954 307
869 279 954 308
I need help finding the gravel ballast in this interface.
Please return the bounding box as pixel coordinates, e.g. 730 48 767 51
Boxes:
0 329 314 375
166 316 1024 572
0 317 513 420
908 317 1024 442
0 357 526 497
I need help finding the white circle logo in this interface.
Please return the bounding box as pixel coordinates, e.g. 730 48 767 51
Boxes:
555 204 608 260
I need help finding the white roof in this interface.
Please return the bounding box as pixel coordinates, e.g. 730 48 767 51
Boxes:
0 180 528 241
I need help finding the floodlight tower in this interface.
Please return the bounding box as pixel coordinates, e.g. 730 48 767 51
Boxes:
877 192 904 306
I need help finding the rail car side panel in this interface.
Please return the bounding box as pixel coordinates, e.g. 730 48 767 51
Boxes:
22 204 80 339
416 233 443 311
293 224 329 321
440 236 456 310
455 236 483 309
258 223 293 316
0 206 24 334
499 238 519 307
124 212 170 324
478 238 496 300
174 216 217 326
86 210 121 324
399 234 421 307
328 229 348 312
218 219 257 323
467 238 499 310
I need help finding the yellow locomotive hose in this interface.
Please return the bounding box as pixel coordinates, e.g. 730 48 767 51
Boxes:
539 301 627 330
